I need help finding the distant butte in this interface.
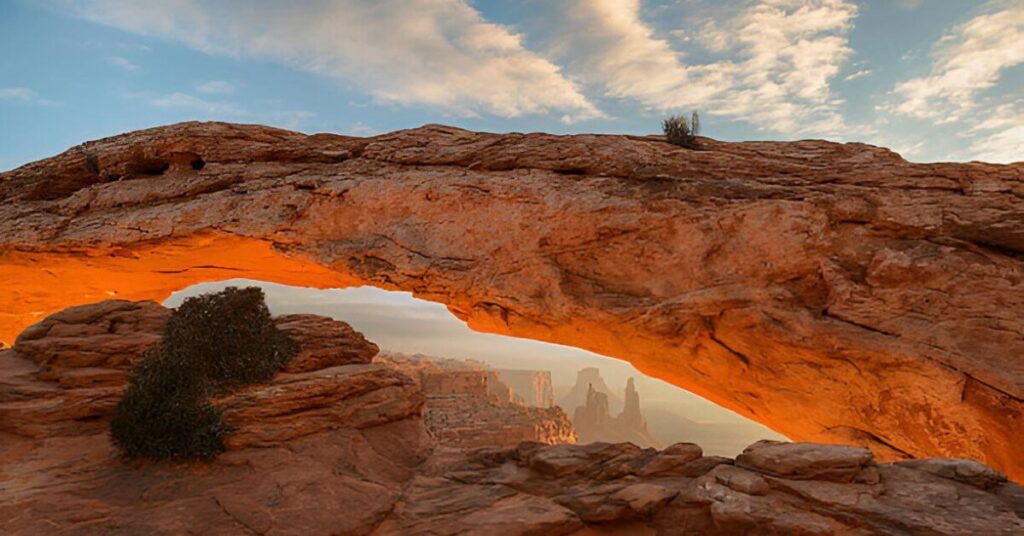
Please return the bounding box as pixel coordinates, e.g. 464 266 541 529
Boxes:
0 121 1021 480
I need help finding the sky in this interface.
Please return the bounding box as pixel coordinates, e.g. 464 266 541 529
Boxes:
1 0 1021 172
165 279 714 406
166 279 785 455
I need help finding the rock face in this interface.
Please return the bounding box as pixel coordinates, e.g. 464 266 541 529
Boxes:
381 440 1024 535
379 352 577 448
2 301 1023 534
1 302 432 535
574 378 663 449
495 368 555 407
559 366 622 413
274 314 380 372
0 121 1022 480
0 300 385 440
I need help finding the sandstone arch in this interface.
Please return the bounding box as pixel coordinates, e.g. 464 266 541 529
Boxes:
1 122 1021 480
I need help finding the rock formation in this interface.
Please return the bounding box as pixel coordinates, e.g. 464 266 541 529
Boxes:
621 378 656 443
573 376 663 449
378 352 576 448
559 366 622 413
2 301 1022 534
1 301 431 534
495 368 555 407
0 122 1021 480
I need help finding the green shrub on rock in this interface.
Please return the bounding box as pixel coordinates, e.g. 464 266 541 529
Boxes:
110 286 297 460
663 111 701 149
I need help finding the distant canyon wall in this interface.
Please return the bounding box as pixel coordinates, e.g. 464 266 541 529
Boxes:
378 352 576 448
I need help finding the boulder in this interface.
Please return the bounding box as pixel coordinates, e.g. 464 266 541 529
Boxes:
736 440 875 482
275 314 379 372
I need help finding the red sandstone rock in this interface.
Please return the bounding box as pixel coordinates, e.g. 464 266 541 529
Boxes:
379 352 577 448
219 363 423 449
13 300 169 386
735 440 875 482
0 121 1022 481
495 368 555 407
274 313 380 372
0 303 433 535
1 302 1022 534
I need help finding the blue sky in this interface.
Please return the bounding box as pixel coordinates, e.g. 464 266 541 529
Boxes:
1 0 1021 171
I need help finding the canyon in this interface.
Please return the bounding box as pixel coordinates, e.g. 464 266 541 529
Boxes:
2 299 1021 534
0 121 1021 481
377 351 576 448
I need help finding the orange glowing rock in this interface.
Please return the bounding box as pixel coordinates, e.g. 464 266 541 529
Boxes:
1 121 1021 481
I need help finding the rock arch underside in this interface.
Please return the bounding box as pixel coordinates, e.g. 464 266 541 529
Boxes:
1 122 1021 481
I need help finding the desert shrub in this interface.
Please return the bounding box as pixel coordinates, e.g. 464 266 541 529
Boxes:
110 286 297 460
663 111 701 149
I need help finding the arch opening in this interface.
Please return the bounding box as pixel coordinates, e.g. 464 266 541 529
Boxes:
1 232 1020 481
167 279 786 456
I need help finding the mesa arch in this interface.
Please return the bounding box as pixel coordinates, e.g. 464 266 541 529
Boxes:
1 122 1021 481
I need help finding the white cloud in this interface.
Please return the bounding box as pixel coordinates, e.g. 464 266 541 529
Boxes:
196 80 236 94
60 0 601 121
0 87 59 106
150 92 247 116
889 1 1024 121
880 1 1023 163
143 91 314 130
969 126 1024 163
106 55 139 70
843 69 871 81
968 100 1024 163
542 0 860 135
346 122 378 136
0 88 39 101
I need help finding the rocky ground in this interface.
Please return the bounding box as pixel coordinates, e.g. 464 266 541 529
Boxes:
1 122 1020 480
1 301 1021 535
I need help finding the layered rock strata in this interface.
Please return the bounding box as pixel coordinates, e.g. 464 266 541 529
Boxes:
495 368 555 407
1 122 1021 479
381 440 1024 535
378 352 577 448
1 302 1022 534
0 301 430 534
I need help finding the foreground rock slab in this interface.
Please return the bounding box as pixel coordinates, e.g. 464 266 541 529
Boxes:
1 121 1022 480
1 302 1022 534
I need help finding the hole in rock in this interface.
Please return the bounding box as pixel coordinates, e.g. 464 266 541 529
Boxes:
126 151 171 176
190 158 205 170
167 279 786 456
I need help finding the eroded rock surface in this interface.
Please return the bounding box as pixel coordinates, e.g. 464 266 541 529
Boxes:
1 122 1022 479
495 368 555 407
379 351 577 448
378 440 1023 535
0 302 431 535
1 301 1022 535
